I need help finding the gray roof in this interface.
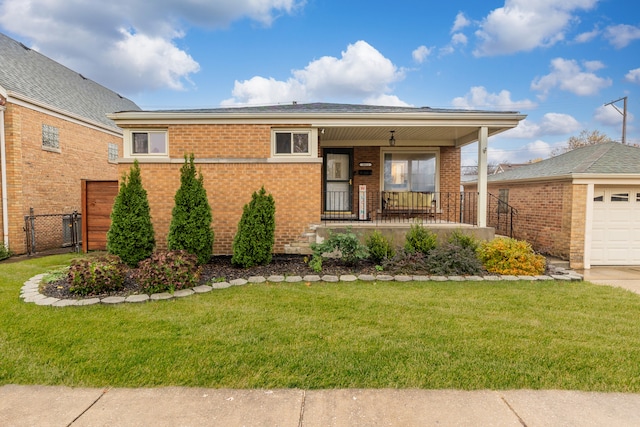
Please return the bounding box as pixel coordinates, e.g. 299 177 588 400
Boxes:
0 32 139 131
487 142 640 182
149 102 518 115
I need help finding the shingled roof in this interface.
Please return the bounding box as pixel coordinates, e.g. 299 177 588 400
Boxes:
0 32 139 131
487 142 640 182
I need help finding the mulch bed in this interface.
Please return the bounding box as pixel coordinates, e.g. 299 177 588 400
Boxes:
41 255 381 300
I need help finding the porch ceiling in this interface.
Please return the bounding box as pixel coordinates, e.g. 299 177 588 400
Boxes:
319 125 508 147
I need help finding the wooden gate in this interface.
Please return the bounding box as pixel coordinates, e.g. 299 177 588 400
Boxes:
81 180 118 252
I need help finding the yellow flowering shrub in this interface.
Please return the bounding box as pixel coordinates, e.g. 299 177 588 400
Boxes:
477 237 546 276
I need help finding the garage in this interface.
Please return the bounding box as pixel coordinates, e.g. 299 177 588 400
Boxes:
591 187 640 265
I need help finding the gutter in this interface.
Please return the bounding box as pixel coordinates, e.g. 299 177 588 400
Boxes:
0 99 8 248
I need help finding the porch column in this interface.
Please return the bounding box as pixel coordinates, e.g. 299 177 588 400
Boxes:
477 126 488 227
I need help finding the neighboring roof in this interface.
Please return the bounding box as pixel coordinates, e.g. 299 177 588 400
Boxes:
485 142 640 182
0 32 140 131
110 102 527 147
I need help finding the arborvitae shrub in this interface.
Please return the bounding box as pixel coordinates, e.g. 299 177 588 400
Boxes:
231 186 276 268
135 250 201 294
404 224 437 255
106 160 155 267
366 230 395 264
477 237 546 275
167 154 214 265
68 255 127 296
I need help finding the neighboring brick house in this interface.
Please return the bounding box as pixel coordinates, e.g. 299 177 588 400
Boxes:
0 32 140 254
464 142 640 269
108 103 525 255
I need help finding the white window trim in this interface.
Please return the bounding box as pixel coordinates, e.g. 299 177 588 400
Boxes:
271 128 318 158
380 147 440 194
124 129 168 158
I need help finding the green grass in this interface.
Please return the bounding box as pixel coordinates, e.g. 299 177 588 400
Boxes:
2 254 640 391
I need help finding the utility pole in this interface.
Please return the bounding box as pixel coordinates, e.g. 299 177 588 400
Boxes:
604 96 627 144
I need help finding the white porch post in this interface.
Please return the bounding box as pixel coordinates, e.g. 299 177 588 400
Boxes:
477 126 488 227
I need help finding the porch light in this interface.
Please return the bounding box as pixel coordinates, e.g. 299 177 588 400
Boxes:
389 130 396 146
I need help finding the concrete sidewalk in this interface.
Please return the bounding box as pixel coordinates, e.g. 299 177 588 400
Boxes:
581 266 640 295
2 385 640 426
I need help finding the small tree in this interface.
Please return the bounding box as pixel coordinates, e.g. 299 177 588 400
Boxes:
550 129 613 156
167 154 214 265
107 160 155 267
232 186 276 268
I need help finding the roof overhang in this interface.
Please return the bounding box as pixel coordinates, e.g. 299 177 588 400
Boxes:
108 109 527 148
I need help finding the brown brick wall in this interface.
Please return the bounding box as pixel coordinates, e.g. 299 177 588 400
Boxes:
569 184 587 269
2 103 122 254
168 124 272 158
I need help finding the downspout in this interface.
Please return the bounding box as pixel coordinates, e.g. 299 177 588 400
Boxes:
0 98 8 248
477 126 488 228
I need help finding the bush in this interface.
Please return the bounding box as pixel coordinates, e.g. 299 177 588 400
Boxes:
381 249 428 275
232 187 276 268
167 154 214 265
135 250 201 294
404 224 437 255
0 242 11 261
425 243 484 276
366 230 395 264
310 228 369 272
477 237 546 276
448 229 480 252
68 255 127 296
107 160 155 267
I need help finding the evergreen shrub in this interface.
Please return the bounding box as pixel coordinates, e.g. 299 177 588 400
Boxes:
167 154 214 265
404 224 437 255
365 230 395 264
106 160 155 267
232 186 276 268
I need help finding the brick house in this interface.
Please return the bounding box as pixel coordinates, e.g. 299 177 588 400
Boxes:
464 142 640 269
0 32 140 254
108 103 525 255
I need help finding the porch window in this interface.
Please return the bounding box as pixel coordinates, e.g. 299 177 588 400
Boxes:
128 131 167 156
383 152 436 192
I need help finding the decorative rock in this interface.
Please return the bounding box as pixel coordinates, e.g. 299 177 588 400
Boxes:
375 275 394 281
358 274 376 281
339 275 358 282
430 276 448 282
567 274 583 281
20 291 40 300
35 297 59 306
24 294 48 303
483 275 501 281
52 299 78 307
193 285 213 293
394 275 412 282
535 275 554 280
76 298 100 306
102 296 126 304
551 274 572 281
230 278 247 286
412 275 430 281
210 282 232 289
173 289 194 298
125 294 150 303
447 276 465 281
150 293 173 301
465 276 484 281
285 276 303 283
248 276 266 283
303 275 322 282
518 275 536 280
267 275 285 282
501 275 519 281
321 275 339 282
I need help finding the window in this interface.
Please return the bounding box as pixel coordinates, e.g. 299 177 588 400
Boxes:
130 131 167 155
108 143 118 162
272 130 312 156
611 192 629 202
383 151 436 192
498 189 509 213
42 124 59 151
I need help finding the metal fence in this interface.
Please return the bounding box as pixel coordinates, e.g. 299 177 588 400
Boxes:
24 208 82 255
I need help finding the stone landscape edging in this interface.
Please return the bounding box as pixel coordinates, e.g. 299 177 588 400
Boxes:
20 266 584 308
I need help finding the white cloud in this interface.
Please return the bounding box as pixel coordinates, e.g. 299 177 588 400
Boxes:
363 94 412 107
222 41 405 106
604 24 640 49
574 28 599 43
594 104 634 127
0 0 303 94
626 68 640 84
451 33 468 46
531 58 612 98
504 113 581 139
451 86 537 111
451 12 471 33
412 45 433 63
473 0 599 57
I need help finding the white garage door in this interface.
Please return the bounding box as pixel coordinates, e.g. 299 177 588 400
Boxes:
591 187 640 265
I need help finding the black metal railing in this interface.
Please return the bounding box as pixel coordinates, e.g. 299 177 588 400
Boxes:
24 208 82 255
321 190 516 236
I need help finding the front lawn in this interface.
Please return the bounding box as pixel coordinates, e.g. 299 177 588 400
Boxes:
1 254 640 391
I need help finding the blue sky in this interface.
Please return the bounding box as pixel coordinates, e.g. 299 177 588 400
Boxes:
1 0 638 165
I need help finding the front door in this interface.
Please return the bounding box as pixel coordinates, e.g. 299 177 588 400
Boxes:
324 149 353 212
